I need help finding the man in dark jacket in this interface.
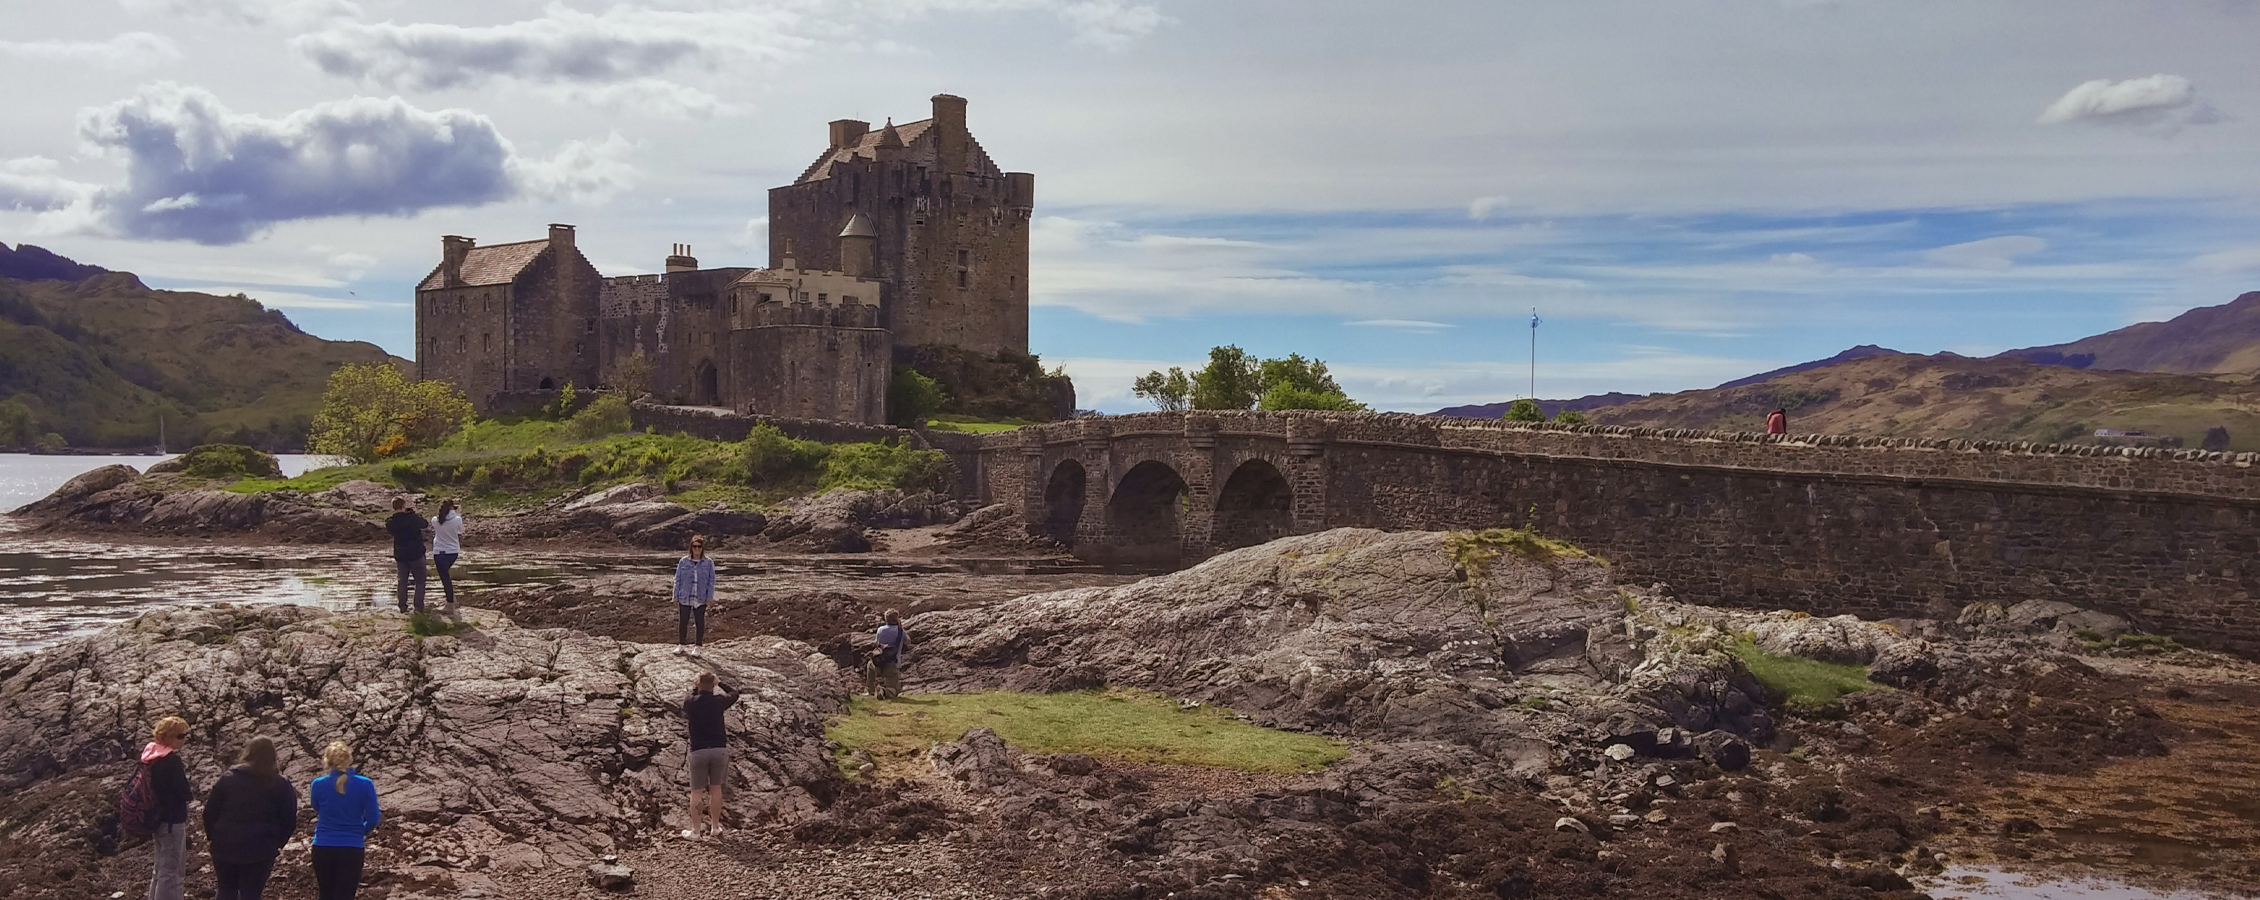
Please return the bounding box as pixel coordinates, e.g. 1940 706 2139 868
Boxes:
682 671 737 840
385 496 429 613
145 715 193 900
202 736 297 900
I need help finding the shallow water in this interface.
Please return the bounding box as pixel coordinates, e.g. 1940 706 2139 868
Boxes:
0 452 327 512
1920 866 2241 899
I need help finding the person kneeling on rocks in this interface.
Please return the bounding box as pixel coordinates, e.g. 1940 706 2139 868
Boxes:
682 671 737 840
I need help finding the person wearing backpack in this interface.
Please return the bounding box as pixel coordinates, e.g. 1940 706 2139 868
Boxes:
140 715 194 900
871 610 909 700
309 741 382 900
202 736 297 900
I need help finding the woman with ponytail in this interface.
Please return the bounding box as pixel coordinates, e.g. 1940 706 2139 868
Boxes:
308 742 381 900
431 498 465 608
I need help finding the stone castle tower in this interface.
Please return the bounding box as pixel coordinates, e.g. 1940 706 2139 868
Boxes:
768 94 1034 355
414 94 1033 424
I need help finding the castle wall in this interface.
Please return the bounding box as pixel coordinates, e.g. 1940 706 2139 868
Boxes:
416 283 512 408
596 269 746 407
506 250 602 394
734 307 890 422
972 412 2260 656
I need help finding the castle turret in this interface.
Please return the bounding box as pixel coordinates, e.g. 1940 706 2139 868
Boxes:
838 213 876 279
874 119 904 163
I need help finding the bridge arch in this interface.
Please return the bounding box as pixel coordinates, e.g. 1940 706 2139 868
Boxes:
1042 459 1087 544
1214 458 1293 550
1107 459 1189 564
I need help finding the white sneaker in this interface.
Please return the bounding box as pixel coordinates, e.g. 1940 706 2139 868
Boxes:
672 645 684 656
680 828 700 841
689 646 701 658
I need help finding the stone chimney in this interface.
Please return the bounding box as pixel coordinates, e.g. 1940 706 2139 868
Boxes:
829 118 869 148
548 223 575 253
838 213 876 279
779 238 797 271
932 93 968 174
666 243 698 274
442 235 474 287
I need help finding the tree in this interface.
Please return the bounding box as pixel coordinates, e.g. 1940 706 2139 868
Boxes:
888 365 946 427
0 398 34 449
1258 384 1366 411
1191 345 1263 410
1553 409 1589 425
308 364 474 464
1131 367 1192 410
2204 425 2231 452
1254 354 1365 410
1502 399 1543 422
607 349 654 399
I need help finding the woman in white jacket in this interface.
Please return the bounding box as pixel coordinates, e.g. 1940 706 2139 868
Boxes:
431 498 464 608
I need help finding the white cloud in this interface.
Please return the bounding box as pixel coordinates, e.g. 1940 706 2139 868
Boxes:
2037 74 2219 132
731 215 771 251
117 0 361 29
0 32 182 70
177 285 388 309
52 82 632 244
2190 247 2260 274
1346 319 1454 331
1768 252 1822 266
1923 235 2047 271
0 157 99 213
1468 195 1510 221
1054 1 1168 49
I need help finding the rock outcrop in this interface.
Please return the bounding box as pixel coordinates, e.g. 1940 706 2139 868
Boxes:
0 604 843 880
904 528 1775 777
762 489 966 553
10 465 380 542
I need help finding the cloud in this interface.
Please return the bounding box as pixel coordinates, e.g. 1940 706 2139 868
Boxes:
1347 319 1455 331
1468 195 1510 221
182 285 387 309
2190 246 2260 274
0 157 99 213
2037 74 2219 132
731 215 771 251
1923 235 2046 271
44 82 635 244
1054 1 1168 48
0 32 182 69
117 0 361 29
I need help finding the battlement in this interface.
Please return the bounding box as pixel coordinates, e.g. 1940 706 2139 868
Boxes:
742 299 883 329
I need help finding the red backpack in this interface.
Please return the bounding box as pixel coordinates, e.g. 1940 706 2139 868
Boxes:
117 761 159 839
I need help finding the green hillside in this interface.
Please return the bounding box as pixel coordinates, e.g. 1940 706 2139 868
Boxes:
0 254 401 451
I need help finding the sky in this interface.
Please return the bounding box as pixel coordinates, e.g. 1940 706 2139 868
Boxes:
3 0 2259 413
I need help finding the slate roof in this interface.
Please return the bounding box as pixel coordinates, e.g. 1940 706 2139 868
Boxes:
794 119 934 184
415 239 548 291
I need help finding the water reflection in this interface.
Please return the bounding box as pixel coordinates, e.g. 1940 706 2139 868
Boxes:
1920 866 2237 899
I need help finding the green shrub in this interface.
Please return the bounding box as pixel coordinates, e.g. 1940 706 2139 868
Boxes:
739 425 830 485
819 441 951 492
888 366 946 427
566 395 632 440
1501 399 1543 422
1553 409 1590 425
177 444 281 480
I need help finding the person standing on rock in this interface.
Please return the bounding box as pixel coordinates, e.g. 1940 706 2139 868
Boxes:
682 671 738 840
309 741 381 900
871 610 909 700
1766 408 1788 435
202 736 297 900
673 534 716 658
142 715 194 900
385 497 429 614
431 498 464 609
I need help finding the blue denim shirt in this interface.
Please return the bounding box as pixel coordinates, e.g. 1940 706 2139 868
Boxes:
673 556 715 606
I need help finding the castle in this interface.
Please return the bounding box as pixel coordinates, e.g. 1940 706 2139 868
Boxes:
413 94 1034 424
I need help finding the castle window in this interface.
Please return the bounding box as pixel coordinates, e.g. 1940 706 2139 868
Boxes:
957 249 968 265
759 293 772 303
586 318 596 334
817 293 827 304
843 295 859 305
957 269 967 288
483 333 492 352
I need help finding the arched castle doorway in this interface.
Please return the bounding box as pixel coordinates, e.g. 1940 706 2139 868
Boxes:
693 360 719 407
1042 460 1086 544
1107 460 1188 565
1214 459 1293 550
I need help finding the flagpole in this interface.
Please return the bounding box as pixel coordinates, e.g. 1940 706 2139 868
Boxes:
1528 307 1539 401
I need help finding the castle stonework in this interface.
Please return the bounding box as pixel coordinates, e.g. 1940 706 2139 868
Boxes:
414 95 1030 423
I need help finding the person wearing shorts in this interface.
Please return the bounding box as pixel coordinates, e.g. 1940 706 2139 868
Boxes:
681 671 736 840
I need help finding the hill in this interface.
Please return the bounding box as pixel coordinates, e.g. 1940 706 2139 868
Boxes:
1712 344 1907 389
0 243 402 451
1997 291 2260 375
1583 352 2260 450
1429 392 1646 419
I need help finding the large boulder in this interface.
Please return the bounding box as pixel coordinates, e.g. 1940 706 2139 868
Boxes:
314 479 417 513
0 604 842 871
10 464 139 516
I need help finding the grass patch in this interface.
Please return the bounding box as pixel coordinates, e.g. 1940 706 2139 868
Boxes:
1731 637 1878 714
405 611 475 639
926 415 1028 434
826 689 1347 778
1445 527 1589 579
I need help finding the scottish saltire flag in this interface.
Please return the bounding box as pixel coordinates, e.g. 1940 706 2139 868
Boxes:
1530 312 1541 329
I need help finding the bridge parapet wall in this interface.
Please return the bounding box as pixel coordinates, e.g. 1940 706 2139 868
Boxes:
972 411 2260 655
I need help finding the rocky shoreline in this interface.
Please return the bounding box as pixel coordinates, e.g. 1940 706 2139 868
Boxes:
2 528 2255 899
9 464 1041 557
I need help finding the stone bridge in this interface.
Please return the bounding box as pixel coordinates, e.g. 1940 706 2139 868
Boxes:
950 411 2260 655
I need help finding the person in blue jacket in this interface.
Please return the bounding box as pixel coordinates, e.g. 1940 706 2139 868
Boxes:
673 534 717 657
308 741 381 900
